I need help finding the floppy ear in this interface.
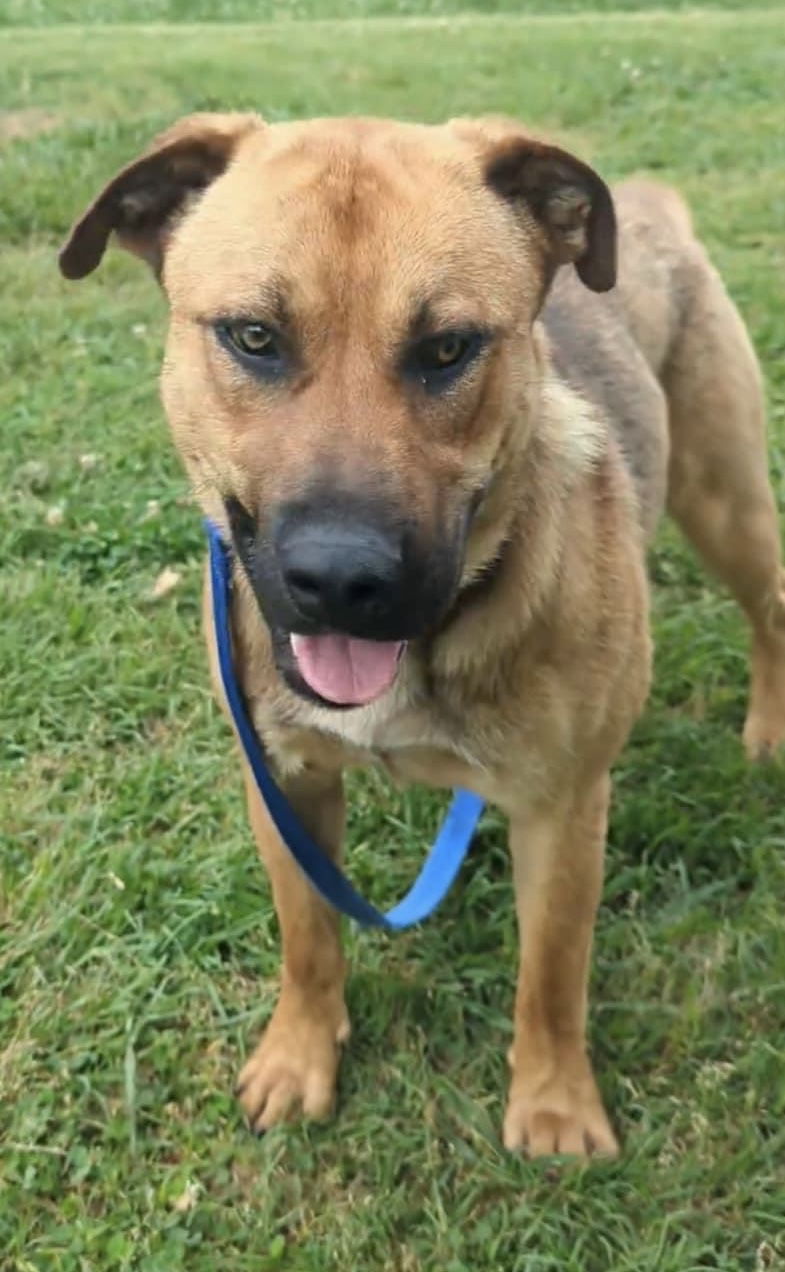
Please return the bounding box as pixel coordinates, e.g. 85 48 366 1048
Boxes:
58 111 263 281
485 137 616 293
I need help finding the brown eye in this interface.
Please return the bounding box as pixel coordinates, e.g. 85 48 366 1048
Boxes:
217 320 286 376
229 322 276 356
432 334 466 367
418 333 471 371
410 330 482 389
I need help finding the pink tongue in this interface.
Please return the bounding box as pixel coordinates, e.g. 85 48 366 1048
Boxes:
291 634 403 706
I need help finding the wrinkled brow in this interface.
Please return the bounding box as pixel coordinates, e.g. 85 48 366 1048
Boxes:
205 274 292 326
406 295 499 341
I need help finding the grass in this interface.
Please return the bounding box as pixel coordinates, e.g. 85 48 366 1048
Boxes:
5 0 785 28
2 3 785 1269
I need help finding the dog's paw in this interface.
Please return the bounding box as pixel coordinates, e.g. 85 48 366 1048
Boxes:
742 709 785 762
503 1063 619 1159
743 623 785 760
236 994 350 1134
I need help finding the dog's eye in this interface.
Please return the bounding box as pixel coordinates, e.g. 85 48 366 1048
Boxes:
215 320 288 379
408 330 485 391
225 321 278 358
421 334 471 370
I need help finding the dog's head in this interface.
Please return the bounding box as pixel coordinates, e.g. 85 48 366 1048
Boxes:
61 112 615 708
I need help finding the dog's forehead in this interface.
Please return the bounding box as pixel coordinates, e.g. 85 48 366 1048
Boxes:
165 118 527 322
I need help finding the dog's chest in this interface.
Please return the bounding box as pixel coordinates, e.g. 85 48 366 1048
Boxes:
292 657 482 782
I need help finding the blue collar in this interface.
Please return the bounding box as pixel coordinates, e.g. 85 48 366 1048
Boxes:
205 519 485 929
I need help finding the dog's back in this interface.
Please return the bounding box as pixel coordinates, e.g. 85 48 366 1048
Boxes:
541 180 761 540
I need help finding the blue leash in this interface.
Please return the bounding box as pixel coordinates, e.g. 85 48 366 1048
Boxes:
206 520 486 929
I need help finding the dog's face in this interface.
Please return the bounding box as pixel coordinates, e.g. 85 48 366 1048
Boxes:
60 113 615 708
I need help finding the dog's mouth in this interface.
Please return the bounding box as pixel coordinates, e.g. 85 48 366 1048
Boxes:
290 633 405 707
224 490 480 710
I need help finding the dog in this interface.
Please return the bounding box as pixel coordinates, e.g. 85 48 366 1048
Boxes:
59 112 785 1158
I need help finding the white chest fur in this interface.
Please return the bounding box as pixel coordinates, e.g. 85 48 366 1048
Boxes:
284 652 481 770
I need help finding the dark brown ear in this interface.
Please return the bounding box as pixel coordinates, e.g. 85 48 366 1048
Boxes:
485 137 616 292
58 111 263 281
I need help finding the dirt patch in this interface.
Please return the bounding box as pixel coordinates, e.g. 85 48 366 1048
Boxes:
0 107 62 144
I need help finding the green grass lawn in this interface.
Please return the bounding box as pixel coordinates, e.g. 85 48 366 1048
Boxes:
4 0 785 26
2 4 785 1269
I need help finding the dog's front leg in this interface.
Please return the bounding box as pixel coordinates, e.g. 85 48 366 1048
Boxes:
235 758 350 1134
504 772 618 1159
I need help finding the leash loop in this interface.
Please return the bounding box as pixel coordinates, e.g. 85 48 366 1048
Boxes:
206 520 485 929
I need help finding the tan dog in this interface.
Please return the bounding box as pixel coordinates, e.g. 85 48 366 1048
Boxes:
60 113 785 1158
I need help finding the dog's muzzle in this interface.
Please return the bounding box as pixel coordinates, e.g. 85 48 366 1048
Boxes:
275 514 407 705
226 491 472 708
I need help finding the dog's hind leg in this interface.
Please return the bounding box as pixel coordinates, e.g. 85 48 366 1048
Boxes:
664 248 785 758
235 759 350 1133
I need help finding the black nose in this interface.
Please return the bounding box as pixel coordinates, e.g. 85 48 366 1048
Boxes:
277 517 405 634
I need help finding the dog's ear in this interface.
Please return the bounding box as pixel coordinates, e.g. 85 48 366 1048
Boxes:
59 112 263 281
485 137 616 293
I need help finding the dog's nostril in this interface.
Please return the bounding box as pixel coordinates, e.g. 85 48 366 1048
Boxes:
346 577 382 606
287 569 321 599
278 517 403 624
